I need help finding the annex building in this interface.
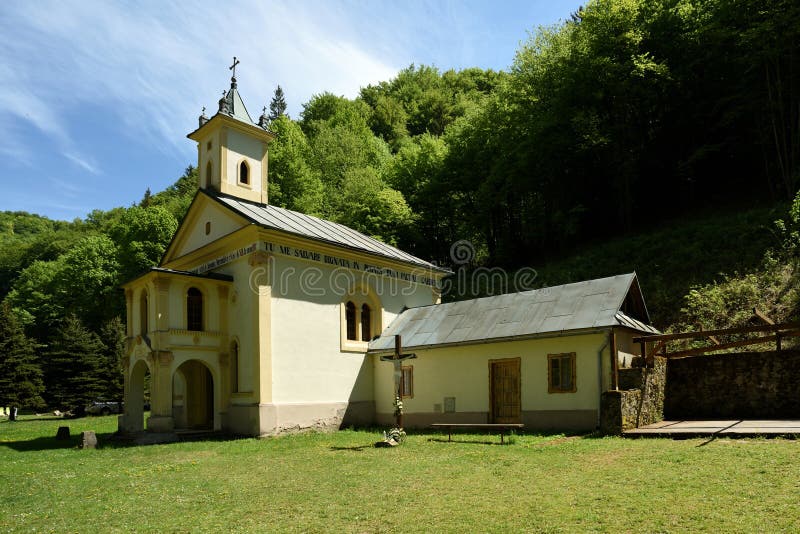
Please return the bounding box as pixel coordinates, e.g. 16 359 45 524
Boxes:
118 72 659 438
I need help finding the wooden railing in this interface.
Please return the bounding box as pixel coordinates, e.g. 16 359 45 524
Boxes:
633 322 800 359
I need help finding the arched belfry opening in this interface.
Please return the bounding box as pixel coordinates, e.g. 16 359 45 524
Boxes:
239 160 249 185
173 360 215 430
205 160 213 188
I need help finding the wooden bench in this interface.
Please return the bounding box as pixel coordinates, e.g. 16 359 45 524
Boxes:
430 423 524 444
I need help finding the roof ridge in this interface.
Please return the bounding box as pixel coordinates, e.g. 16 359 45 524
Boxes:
205 190 450 273
400 273 638 311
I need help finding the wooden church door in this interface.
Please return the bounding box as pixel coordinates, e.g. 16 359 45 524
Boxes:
490 358 521 423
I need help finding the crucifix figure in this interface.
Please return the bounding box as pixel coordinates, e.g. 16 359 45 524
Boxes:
380 335 416 428
229 56 240 79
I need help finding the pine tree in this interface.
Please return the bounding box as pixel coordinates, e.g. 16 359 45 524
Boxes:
140 187 152 208
43 315 105 413
99 316 125 402
269 85 288 121
0 302 45 418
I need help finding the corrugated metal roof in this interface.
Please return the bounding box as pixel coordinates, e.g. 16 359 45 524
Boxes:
208 191 449 272
368 273 660 352
614 310 659 334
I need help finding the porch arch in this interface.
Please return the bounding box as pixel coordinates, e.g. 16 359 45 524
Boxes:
172 359 217 430
127 359 151 432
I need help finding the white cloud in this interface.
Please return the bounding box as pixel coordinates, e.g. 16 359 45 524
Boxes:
63 152 100 175
0 0 406 167
0 89 69 145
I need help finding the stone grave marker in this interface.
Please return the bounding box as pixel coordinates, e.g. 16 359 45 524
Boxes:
80 431 98 449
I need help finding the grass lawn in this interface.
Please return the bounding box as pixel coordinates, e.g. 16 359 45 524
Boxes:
1 416 799 532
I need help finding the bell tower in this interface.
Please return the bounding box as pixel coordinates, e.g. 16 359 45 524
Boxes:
187 57 274 205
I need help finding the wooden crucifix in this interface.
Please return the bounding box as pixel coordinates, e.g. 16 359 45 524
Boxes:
380 335 416 428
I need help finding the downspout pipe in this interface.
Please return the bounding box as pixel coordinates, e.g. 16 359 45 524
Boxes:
596 334 610 429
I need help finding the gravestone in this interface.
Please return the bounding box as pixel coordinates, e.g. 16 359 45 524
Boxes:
80 431 98 449
55 426 70 440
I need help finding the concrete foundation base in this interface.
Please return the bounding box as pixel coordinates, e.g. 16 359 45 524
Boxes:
146 415 175 432
255 400 375 436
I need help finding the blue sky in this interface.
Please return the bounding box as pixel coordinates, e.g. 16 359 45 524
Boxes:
0 0 577 221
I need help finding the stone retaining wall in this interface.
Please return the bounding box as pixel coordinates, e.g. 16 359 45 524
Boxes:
665 350 800 419
600 356 666 434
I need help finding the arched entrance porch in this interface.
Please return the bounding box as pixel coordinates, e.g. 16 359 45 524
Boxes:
123 359 151 433
172 359 215 430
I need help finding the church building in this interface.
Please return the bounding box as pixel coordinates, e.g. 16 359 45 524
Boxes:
118 68 659 438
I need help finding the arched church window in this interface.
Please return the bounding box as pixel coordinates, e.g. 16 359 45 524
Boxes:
345 301 357 340
206 161 212 185
231 341 239 393
239 161 249 185
340 288 381 352
140 290 148 335
361 304 371 341
187 287 203 331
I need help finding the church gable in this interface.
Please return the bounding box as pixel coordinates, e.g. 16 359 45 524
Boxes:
161 191 251 264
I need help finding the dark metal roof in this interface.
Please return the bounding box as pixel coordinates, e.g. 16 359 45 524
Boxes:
206 190 449 272
368 273 659 352
122 266 233 287
150 267 233 282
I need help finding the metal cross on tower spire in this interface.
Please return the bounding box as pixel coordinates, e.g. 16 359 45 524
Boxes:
229 56 240 79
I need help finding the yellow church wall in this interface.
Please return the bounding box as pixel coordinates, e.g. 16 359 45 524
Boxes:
373 332 610 431
266 252 438 432
224 257 260 397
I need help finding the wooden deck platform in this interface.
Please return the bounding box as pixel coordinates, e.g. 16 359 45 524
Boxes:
624 420 800 438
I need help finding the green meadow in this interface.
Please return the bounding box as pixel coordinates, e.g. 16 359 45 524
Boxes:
1 415 798 532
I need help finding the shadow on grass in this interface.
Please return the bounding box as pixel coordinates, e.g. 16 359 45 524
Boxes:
428 437 506 446
0 431 125 452
330 445 372 452
1 416 70 423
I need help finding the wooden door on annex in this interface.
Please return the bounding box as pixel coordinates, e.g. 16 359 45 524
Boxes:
489 358 521 423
